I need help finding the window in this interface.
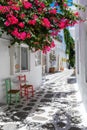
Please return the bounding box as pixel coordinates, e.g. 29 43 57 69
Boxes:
10 45 30 74
21 47 28 70
35 51 41 66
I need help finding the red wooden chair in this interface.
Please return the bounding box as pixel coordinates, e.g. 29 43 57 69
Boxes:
18 75 34 99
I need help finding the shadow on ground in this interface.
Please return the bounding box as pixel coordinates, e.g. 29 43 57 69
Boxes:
0 71 87 130
67 73 77 84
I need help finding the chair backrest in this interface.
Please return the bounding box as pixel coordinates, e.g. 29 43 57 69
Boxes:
5 78 11 92
18 75 26 84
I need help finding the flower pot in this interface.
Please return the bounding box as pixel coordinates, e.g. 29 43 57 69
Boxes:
49 67 55 73
60 67 64 71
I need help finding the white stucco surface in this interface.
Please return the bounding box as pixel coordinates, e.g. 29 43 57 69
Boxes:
0 38 10 102
75 0 87 112
0 38 42 103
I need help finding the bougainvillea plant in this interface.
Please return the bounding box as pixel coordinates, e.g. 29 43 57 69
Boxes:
0 0 83 53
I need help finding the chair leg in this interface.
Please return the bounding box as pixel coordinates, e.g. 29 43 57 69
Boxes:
26 88 29 99
15 95 17 105
26 86 34 98
32 86 34 97
7 94 11 104
20 88 22 97
7 97 10 104
24 88 26 96
15 93 20 105
6 94 8 104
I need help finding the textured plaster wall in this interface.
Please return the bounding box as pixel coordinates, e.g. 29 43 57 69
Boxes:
75 0 87 112
0 38 42 103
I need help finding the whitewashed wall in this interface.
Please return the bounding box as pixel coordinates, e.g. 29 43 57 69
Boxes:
76 22 87 111
75 0 87 111
25 51 42 88
0 38 10 102
0 38 42 103
53 38 67 69
46 38 67 73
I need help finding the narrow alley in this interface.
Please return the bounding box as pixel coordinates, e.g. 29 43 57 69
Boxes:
0 69 87 130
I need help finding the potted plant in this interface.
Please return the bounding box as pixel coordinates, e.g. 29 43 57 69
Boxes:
49 51 56 73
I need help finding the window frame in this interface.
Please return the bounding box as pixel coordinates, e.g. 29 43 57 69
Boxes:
35 50 41 66
20 46 30 72
14 44 30 74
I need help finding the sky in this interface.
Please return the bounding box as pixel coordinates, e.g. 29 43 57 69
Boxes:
50 0 73 8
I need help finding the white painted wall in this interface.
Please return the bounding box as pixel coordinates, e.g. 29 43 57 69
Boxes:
53 38 67 69
0 38 42 103
46 38 67 73
24 51 42 88
76 22 87 111
75 0 87 112
0 38 10 102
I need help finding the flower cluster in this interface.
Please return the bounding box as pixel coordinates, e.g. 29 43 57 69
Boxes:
0 0 81 53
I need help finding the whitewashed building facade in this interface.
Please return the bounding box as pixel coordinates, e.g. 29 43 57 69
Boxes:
46 30 68 73
0 34 42 103
75 0 87 111
0 30 67 103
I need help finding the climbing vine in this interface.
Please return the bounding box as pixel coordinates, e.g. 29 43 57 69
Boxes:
64 28 75 67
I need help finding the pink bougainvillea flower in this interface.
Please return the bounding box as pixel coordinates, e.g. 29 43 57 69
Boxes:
20 32 26 40
51 30 59 36
46 46 51 51
28 19 36 25
26 33 31 39
7 0 17 5
58 21 66 29
20 13 26 19
58 19 69 29
7 15 18 25
41 18 51 28
50 41 55 48
39 2 45 8
74 12 79 17
42 46 51 54
11 5 20 11
4 21 10 26
32 14 38 20
12 28 18 33
12 28 18 34
49 9 57 15
34 0 40 5
7 1 13 5
0 6 10 13
12 29 27 40
63 3 68 8
23 1 32 9
0 6 4 11
11 28 19 38
38 8 43 13
18 22 25 28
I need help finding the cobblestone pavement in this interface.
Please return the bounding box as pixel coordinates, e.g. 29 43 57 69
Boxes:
0 69 87 130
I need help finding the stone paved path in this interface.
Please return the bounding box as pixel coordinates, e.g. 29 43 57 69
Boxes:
0 69 87 130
